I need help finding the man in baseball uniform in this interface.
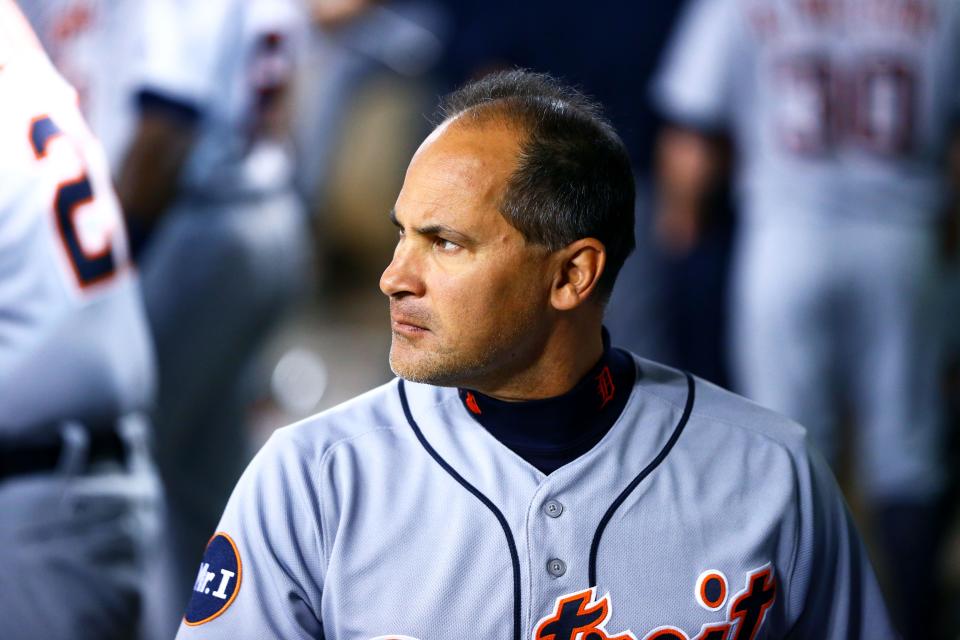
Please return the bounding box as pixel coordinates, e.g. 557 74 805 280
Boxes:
0 2 166 637
115 0 313 604
653 0 959 635
23 0 316 606
174 70 894 639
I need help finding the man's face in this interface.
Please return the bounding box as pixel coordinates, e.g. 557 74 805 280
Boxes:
380 120 555 389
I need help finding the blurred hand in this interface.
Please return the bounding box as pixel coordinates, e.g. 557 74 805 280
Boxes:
656 204 701 256
655 127 721 257
311 0 375 30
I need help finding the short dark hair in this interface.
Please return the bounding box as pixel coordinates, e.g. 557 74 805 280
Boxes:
438 69 635 300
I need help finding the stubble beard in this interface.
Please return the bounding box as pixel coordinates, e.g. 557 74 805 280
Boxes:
388 309 540 389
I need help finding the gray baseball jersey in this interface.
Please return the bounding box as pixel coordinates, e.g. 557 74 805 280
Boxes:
653 0 957 503
654 0 960 226
175 357 894 639
136 0 306 198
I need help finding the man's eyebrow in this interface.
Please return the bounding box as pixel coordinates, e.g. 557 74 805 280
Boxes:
389 208 475 244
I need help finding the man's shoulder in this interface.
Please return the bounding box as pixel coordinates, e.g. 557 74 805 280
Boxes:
268 377 411 456
262 376 465 470
691 374 807 451
244 378 459 498
628 356 819 521
630 355 809 456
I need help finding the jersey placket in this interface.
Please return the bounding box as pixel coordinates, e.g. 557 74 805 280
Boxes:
519 372 695 638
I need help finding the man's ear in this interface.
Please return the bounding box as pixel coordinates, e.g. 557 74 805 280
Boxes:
549 238 606 311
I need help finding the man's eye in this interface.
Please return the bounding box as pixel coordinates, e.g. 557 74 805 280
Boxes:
435 238 460 252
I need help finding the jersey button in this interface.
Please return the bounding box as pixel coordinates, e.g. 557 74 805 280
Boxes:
547 558 567 577
543 500 564 518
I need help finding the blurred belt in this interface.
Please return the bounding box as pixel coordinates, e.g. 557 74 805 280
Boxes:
0 422 127 482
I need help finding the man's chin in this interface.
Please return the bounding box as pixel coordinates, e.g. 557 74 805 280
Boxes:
389 350 466 388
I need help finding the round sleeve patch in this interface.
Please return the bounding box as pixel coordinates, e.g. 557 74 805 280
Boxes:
184 532 243 626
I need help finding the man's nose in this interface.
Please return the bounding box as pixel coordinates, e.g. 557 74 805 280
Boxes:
379 242 424 298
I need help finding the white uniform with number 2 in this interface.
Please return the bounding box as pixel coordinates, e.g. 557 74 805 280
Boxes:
0 3 163 638
22 0 313 617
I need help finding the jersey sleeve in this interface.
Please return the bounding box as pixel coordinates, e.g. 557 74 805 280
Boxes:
174 428 326 639
135 0 233 111
651 0 749 130
784 444 897 638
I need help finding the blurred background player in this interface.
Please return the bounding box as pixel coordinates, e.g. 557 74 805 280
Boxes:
653 0 960 636
294 0 446 209
22 0 315 622
0 1 167 638
116 0 312 615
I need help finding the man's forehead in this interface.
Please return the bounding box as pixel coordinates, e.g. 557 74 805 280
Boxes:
396 120 522 222
411 117 522 176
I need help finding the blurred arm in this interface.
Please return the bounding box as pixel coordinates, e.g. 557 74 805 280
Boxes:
115 109 196 230
654 126 725 256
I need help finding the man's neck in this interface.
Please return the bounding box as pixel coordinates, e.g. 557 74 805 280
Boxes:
469 319 605 402
456 333 634 475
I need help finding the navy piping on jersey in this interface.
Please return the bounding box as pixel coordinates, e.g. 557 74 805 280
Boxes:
399 371 696 637
398 379 523 640
588 370 696 588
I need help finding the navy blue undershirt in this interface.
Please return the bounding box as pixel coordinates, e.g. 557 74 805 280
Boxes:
457 331 636 475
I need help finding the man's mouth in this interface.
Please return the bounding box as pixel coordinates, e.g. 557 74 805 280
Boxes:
389 308 431 336
391 317 428 333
